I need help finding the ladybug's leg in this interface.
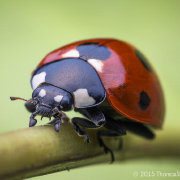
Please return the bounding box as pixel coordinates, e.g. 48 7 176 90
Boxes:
97 130 120 163
75 107 106 126
29 111 39 127
48 112 69 125
48 107 69 131
53 114 62 132
74 107 125 162
72 106 106 143
72 117 100 143
71 117 122 162
53 107 70 122
51 107 69 132
97 117 126 163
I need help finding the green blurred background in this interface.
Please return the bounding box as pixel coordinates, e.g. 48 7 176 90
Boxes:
0 0 180 179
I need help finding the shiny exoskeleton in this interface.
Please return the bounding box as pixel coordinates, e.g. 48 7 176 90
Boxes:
11 39 165 162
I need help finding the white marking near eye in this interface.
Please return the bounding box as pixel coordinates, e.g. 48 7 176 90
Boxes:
62 49 80 58
87 59 104 73
39 89 46 97
73 88 96 107
54 95 63 103
32 72 46 90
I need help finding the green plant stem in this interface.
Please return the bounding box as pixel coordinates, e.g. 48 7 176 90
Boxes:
0 123 179 180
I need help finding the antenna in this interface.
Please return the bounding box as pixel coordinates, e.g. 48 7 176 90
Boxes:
10 97 35 104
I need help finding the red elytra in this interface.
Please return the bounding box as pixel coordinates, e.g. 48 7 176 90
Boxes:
35 39 165 128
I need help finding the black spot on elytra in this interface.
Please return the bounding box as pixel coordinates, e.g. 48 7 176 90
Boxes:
76 42 111 60
139 91 151 110
135 49 152 72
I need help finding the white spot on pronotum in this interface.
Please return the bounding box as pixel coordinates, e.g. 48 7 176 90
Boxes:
54 95 63 103
62 49 80 58
87 59 104 73
73 88 96 107
39 89 46 97
32 72 46 90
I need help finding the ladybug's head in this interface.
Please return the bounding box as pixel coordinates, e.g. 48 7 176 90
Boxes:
10 84 74 122
32 84 73 113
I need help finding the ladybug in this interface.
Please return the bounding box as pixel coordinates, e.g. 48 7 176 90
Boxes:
11 39 165 162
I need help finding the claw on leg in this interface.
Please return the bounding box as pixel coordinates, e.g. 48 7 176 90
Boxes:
29 111 38 127
97 136 114 163
29 117 37 127
72 121 90 143
54 120 61 132
53 111 62 132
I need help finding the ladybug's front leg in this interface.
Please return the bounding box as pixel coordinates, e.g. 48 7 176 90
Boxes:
51 107 71 132
51 107 68 132
29 111 39 127
53 114 62 132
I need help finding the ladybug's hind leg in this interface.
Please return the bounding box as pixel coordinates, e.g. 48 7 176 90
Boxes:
97 130 120 163
97 117 126 163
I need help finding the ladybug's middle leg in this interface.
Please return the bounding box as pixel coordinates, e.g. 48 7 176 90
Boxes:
71 116 124 163
73 107 122 162
72 106 106 143
74 106 106 126
71 117 101 143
